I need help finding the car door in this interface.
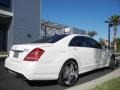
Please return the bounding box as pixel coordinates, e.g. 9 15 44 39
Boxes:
86 37 107 67
69 36 95 71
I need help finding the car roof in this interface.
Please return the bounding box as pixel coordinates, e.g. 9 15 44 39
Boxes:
67 34 90 38
45 34 90 39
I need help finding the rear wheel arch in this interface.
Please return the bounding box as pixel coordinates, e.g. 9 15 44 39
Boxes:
56 54 80 73
59 58 79 72
65 58 78 65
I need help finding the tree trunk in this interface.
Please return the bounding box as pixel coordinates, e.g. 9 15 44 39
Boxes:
114 26 117 52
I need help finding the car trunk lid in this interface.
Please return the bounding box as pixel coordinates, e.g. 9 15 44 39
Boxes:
9 43 53 61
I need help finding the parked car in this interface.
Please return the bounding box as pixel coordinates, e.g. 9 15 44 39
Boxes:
5 34 116 86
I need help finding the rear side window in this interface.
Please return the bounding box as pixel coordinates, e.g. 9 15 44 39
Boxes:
69 36 87 47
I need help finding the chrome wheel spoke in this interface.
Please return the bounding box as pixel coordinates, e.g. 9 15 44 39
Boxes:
71 71 78 77
70 64 78 77
63 66 70 79
66 74 73 84
69 64 75 72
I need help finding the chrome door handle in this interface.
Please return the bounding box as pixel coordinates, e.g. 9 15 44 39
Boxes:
73 48 78 50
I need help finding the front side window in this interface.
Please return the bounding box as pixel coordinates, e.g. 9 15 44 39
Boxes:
69 36 102 49
86 37 102 49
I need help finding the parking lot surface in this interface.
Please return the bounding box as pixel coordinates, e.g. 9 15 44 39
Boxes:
0 57 120 90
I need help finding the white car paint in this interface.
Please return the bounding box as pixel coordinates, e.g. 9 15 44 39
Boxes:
5 34 112 81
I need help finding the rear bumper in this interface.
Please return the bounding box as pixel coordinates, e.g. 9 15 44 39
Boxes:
4 57 60 80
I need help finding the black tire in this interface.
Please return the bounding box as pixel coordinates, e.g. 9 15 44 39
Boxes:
109 56 116 70
58 60 79 87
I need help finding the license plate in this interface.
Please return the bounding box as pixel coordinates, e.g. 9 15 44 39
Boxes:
13 51 20 58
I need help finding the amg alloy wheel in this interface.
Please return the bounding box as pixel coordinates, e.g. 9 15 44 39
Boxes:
58 60 79 86
109 56 116 70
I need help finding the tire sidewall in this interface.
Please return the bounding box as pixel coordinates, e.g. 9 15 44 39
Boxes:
109 56 116 69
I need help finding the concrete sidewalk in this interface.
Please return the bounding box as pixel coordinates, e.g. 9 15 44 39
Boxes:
65 68 120 90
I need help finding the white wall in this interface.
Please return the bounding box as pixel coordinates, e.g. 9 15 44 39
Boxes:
13 0 40 44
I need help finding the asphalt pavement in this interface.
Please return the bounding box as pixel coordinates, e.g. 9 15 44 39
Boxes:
0 57 120 90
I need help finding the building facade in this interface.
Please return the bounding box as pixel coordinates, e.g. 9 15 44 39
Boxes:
41 19 87 38
0 0 40 51
64 27 87 35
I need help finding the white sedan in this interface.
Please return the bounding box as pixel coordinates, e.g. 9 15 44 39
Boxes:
5 34 115 86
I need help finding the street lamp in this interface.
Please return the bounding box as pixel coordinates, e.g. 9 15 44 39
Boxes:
104 21 113 49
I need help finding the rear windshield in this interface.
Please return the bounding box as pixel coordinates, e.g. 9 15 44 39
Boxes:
33 35 68 43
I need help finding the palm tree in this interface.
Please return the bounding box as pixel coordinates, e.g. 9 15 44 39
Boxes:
88 31 97 38
108 15 120 51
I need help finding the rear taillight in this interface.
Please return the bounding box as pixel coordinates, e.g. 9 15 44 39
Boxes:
24 48 44 61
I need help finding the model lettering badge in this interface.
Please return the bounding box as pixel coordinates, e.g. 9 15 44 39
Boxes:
13 51 20 58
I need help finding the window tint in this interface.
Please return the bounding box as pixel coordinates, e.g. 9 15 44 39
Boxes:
86 37 102 49
69 36 87 47
33 35 68 43
69 36 102 49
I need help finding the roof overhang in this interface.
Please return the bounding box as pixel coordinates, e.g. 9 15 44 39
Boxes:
0 9 13 17
41 19 68 29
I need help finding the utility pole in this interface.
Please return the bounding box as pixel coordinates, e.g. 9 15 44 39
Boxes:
104 21 113 49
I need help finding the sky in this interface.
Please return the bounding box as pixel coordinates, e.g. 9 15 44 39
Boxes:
41 0 120 41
